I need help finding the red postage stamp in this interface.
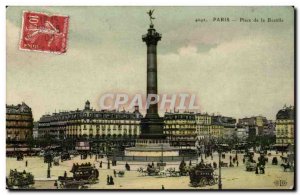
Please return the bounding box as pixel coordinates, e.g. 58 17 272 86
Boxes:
19 11 69 54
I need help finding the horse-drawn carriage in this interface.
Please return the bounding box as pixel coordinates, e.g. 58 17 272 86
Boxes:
179 160 190 176
246 161 257 171
44 152 53 163
117 170 125 177
7 169 35 189
71 163 99 182
146 165 160 176
16 153 24 161
61 152 71 162
58 163 99 188
53 156 60 166
272 157 278 165
189 166 218 187
280 154 294 172
137 163 166 177
59 180 87 189
220 161 228 167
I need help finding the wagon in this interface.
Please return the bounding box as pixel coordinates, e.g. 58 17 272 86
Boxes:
53 156 60 166
189 167 217 187
220 161 228 167
272 157 278 165
246 161 257 171
16 154 24 161
44 153 53 163
58 180 86 189
7 169 35 189
69 163 99 183
61 152 71 162
117 171 125 177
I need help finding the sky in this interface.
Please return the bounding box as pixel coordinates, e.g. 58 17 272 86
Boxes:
6 6 294 121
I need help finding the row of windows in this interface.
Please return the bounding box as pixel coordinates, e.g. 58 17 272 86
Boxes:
165 125 196 128
276 139 294 144
44 113 138 121
48 119 139 125
66 133 138 136
164 130 196 135
66 129 138 134
67 125 139 131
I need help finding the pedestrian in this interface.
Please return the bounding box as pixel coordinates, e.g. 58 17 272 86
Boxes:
213 162 217 169
114 169 117 177
243 157 245 164
54 180 58 188
108 160 110 169
64 171 67 178
255 166 259 174
25 160 28 167
189 160 192 166
109 176 114 185
100 161 102 168
162 185 165 190
107 175 110 185
236 161 239 167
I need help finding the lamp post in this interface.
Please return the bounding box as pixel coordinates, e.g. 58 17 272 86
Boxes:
47 162 51 178
218 150 222 190
217 140 223 190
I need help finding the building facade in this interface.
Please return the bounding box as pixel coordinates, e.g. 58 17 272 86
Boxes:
275 106 294 145
213 115 236 139
238 116 269 136
6 102 34 142
164 112 197 148
195 113 212 140
195 113 236 141
32 122 39 139
38 101 143 140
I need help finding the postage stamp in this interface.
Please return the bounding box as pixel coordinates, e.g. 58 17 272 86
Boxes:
19 11 69 54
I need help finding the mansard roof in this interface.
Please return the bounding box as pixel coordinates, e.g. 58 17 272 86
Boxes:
276 106 294 120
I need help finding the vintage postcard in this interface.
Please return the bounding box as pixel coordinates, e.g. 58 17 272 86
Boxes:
6 6 295 190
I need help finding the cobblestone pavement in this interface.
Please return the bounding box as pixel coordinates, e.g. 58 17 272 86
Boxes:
6 151 294 190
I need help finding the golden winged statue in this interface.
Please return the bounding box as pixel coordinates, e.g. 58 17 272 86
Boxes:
147 9 155 25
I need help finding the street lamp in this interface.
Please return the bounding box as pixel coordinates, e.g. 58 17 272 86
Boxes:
218 149 222 190
217 139 223 190
47 162 51 178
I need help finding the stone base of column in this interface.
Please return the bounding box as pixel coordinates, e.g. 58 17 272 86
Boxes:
140 116 166 139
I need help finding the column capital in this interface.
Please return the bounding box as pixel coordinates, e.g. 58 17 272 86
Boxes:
142 27 162 45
